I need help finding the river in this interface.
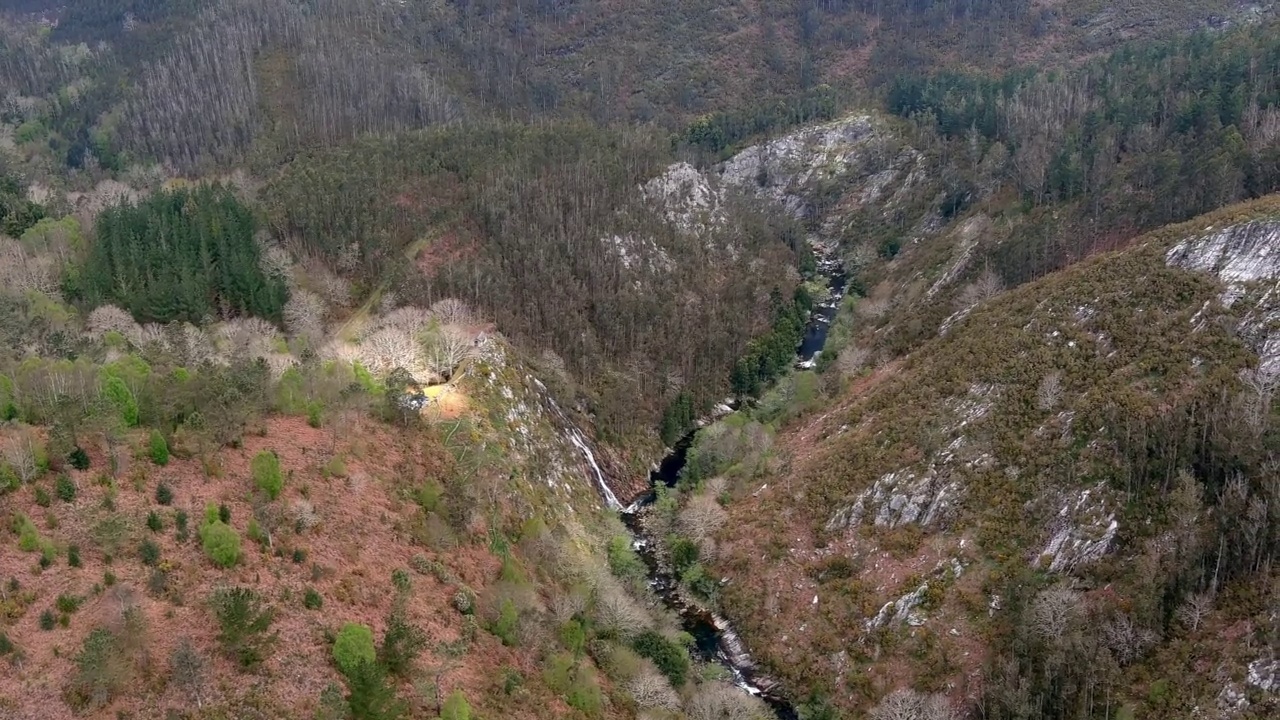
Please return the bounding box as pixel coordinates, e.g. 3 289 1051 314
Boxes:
616 245 848 719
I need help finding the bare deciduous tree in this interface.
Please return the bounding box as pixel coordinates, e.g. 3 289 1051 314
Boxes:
1036 371 1063 411
429 298 475 326
685 682 772 720
1103 613 1156 666
169 638 207 709
289 499 321 532
627 664 680 711
218 318 283 362
85 305 142 342
357 327 423 378
3 433 40 484
1239 366 1279 434
592 574 651 638
957 265 1005 309
1176 592 1214 632
426 325 478 381
1029 585 1079 642
680 494 727 557
870 689 957 720
283 289 327 342
838 344 872 377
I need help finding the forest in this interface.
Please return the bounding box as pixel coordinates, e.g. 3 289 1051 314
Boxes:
79 186 288 324
2 1 1280 719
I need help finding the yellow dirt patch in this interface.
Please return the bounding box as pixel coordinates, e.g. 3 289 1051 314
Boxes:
421 383 469 419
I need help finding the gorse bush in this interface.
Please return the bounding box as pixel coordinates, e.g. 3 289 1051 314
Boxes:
251 451 283 500
68 446 90 470
377 609 425 678
138 538 160 566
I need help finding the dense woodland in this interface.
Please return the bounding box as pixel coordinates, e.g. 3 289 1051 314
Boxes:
80 186 288 324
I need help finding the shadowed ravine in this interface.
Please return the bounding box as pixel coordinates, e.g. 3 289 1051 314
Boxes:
569 246 847 719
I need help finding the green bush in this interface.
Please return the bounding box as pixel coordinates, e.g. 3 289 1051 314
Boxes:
39 609 55 630
199 505 241 568
155 482 173 505
0 464 18 493
251 451 283 500
491 597 519 646
34 485 51 507
68 544 81 568
440 690 472 720
606 535 647 585
139 538 161 567
15 512 41 551
333 622 376 677
304 588 323 610
632 630 690 687
146 511 163 533
149 431 169 466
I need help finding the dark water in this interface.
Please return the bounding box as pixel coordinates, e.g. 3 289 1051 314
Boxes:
798 259 849 364
622 433 799 718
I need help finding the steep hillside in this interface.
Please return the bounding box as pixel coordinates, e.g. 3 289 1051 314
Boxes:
689 198 1280 718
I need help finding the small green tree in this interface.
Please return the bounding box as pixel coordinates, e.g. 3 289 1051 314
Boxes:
149 431 169 466
68 446 90 470
344 659 406 720
632 630 690 687
251 451 283 500
102 376 139 427
199 505 241 568
55 474 76 503
333 623 376 677
440 690 471 720
378 608 425 677
211 587 276 668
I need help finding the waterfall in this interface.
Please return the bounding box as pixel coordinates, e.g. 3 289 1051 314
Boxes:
567 428 624 512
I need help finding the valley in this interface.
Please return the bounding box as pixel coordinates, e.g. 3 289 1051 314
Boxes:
2 2 1280 719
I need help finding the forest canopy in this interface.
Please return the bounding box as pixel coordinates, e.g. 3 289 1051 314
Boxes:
78 185 287 325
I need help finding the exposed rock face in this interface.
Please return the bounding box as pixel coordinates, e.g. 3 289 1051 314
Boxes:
826 385 995 534
1037 484 1119 573
1248 657 1279 693
865 584 930 631
719 114 917 220
1167 219 1280 371
641 160 728 236
826 468 961 532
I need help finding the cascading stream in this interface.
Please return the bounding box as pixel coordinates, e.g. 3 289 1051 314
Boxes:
560 242 846 719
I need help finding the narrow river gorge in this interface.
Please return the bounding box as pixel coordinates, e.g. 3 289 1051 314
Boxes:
576 244 848 719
